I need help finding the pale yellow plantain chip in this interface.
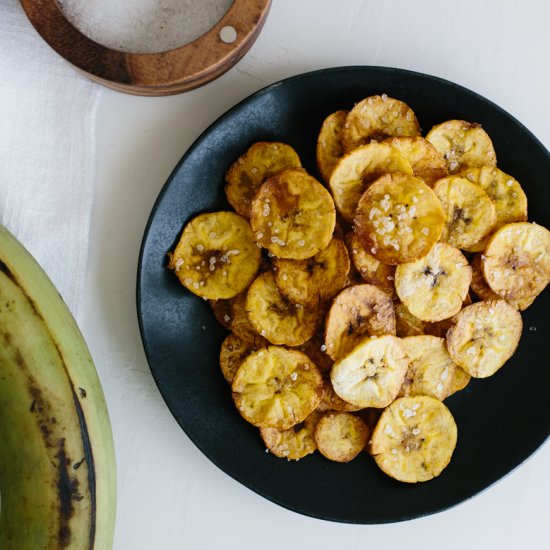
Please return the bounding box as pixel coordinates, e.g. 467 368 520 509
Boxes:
168 211 261 299
324 284 396 361
446 300 523 378
260 410 322 460
426 119 497 174
470 254 536 311
341 95 421 152
384 136 448 185
219 333 257 384
355 173 445 265
274 238 350 307
246 271 318 346
328 142 413 222
399 336 457 400
316 110 348 184
331 335 408 408
433 176 497 252
225 141 302 218
232 346 324 429
445 366 471 398
210 290 267 347
345 231 396 298
314 412 370 462
460 166 528 249
370 395 457 483
250 169 336 260
482 222 550 302
395 242 472 322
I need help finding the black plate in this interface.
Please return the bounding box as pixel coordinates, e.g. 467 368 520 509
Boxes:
137 66 550 523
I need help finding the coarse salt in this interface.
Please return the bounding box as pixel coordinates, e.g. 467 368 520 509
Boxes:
59 0 234 54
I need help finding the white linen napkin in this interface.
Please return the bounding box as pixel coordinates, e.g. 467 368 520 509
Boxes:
0 0 101 319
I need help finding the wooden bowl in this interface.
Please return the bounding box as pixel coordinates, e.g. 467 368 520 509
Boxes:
20 0 272 96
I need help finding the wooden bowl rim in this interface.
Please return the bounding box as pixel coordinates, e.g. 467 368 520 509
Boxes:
20 0 272 96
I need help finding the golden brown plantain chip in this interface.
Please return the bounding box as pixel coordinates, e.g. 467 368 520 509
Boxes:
316 110 348 184
394 302 431 337
426 119 497 174
354 172 446 265
345 231 396 298
246 271 318 346
232 346 324 429
445 366 471 398
274 238 350 307
314 412 370 462
460 166 528 249
260 410 322 460
324 284 396 361
433 176 497 252
250 169 336 260
328 141 413 222
168 211 261 299
384 136 448 185
210 290 267 347
341 95 421 152
225 141 302 218
219 333 258 384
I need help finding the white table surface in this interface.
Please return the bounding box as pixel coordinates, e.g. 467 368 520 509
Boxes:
80 1 550 548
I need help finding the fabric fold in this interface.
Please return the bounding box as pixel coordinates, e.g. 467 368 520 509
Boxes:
0 0 101 319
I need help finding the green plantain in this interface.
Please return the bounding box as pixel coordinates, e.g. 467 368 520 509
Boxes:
0 225 116 549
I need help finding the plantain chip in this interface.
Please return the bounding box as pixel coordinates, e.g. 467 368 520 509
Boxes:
399 335 457 400
330 335 409 409
433 176 497 252
314 412 370 462
232 346 324 429
426 119 497 174
395 242 472 322
345 231 396 298
274 238 350 307
225 141 302 218
370 395 457 483
320 376 364 412
324 284 396 361
460 166 528 249
354 172 445 265
250 169 336 260
341 94 421 152
168 211 261 299
446 300 523 378
260 410 322 460
246 271 318 346
329 141 413 222
316 110 348 184
482 222 550 302
470 253 536 311
219 333 258 384
384 136 448 185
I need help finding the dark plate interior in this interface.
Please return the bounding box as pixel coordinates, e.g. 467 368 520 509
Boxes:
137 66 550 523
